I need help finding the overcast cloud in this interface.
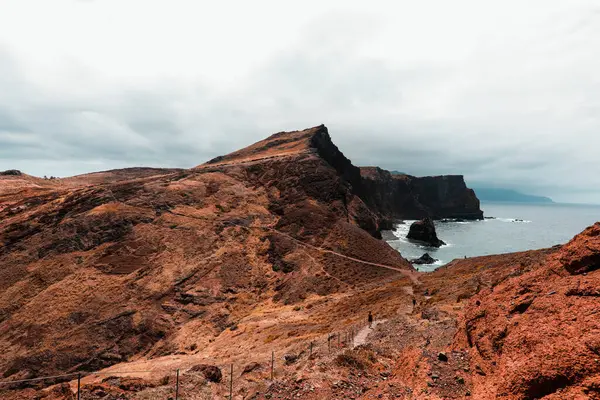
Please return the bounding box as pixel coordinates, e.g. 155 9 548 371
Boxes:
1 0 599 203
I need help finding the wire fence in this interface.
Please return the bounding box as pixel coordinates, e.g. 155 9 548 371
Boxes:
0 321 371 399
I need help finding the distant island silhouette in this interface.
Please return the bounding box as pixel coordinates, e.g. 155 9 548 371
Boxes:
472 187 553 203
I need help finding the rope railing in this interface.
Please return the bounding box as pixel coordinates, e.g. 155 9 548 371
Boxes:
0 373 79 385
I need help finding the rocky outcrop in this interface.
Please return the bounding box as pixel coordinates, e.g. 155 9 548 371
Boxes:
410 253 438 265
559 223 600 275
407 218 446 247
307 129 483 230
360 167 483 221
455 222 600 399
188 364 222 383
0 170 22 176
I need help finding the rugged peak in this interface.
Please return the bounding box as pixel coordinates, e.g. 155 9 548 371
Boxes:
263 124 328 146
198 125 483 221
200 125 330 167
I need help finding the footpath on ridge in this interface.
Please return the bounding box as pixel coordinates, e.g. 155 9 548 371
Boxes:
229 223 421 285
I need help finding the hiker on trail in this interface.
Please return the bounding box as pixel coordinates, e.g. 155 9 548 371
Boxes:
412 298 417 307
368 311 373 328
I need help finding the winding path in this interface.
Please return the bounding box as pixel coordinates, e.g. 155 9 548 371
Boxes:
189 153 422 286
238 224 421 285
352 319 387 348
167 210 421 285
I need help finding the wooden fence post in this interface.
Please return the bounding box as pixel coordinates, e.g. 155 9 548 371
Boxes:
77 373 81 400
175 369 180 400
271 351 274 380
229 364 233 400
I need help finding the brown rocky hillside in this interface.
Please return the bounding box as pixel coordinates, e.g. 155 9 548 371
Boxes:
0 126 415 396
2 125 595 399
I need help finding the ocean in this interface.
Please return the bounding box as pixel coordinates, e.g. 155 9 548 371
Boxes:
386 202 600 271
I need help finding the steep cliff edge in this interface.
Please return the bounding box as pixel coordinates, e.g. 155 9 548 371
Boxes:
360 167 483 221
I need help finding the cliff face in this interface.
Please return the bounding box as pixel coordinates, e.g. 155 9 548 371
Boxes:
309 126 363 194
410 175 483 220
359 167 483 221
306 128 483 223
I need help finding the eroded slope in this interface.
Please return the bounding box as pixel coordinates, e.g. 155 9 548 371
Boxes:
0 127 413 393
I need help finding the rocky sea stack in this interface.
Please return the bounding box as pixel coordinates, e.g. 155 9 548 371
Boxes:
410 253 438 265
407 218 446 247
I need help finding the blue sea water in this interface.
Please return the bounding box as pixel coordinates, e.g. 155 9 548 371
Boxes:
386 202 600 271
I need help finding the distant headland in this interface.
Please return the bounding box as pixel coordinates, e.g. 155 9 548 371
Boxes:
472 187 554 203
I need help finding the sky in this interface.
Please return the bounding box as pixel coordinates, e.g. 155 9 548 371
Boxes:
1 1 599 203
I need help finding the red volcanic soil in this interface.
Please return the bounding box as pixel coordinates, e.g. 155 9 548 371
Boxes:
199 127 317 167
0 126 598 400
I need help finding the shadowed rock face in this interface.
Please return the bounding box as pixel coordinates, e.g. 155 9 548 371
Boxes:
360 167 483 221
307 128 483 227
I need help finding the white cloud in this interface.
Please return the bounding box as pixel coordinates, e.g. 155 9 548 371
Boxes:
0 0 599 203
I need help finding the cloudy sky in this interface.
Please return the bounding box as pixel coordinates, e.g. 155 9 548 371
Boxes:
1 1 599 203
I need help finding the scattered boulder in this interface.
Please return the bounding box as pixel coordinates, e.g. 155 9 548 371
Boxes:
242 362 262 375
438 352 448 362
407 218 446 247
40 383 75 399
284 353 299 365
410 253 438 265
188 364 222 383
